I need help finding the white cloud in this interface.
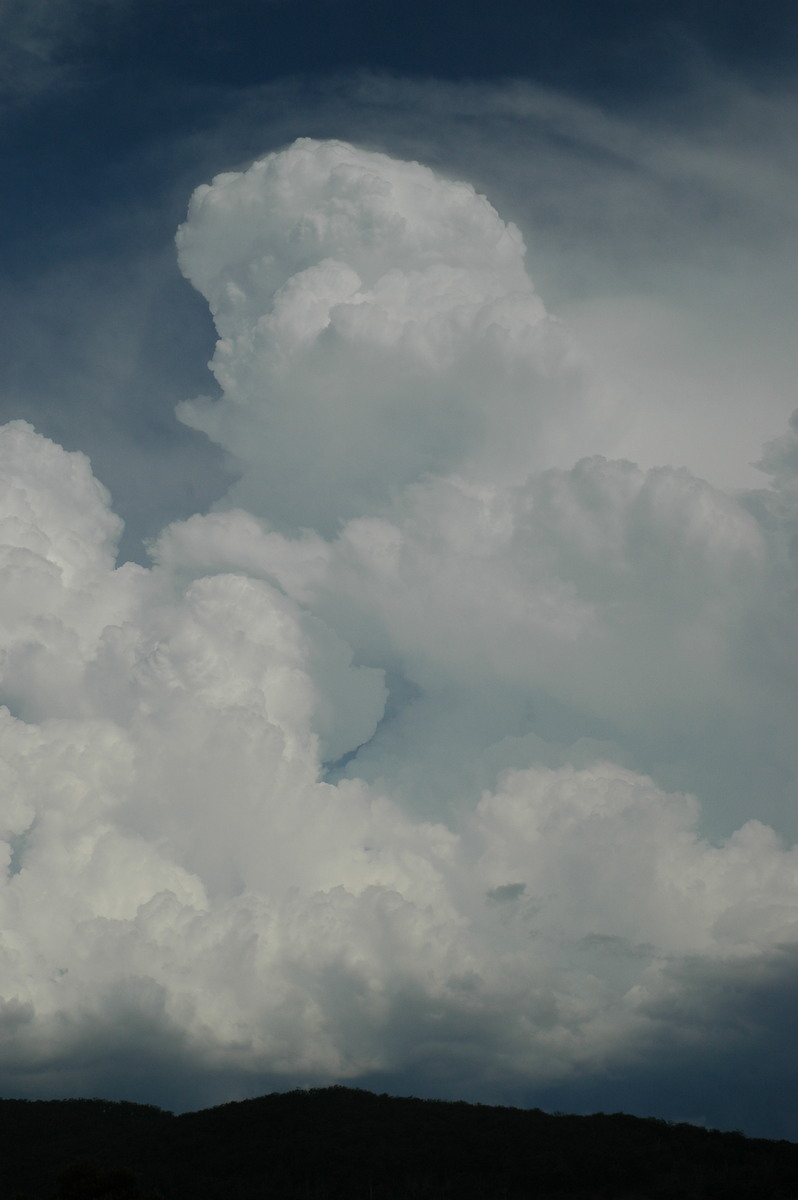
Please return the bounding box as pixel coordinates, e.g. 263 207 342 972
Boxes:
204 74 798 494
175 138 603 535
3 140 798 1123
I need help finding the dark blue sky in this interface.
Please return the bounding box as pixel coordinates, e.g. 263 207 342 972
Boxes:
4 0 796 243
39 0 798 92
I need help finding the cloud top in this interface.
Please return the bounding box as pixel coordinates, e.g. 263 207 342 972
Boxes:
175 138 589 533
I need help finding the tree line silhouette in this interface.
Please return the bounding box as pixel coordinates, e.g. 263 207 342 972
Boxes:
3 1085 798 1198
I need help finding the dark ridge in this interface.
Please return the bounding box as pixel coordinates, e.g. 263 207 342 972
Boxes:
3 1085 798 1198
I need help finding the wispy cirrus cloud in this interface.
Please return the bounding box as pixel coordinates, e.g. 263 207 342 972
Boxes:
0 0 133 109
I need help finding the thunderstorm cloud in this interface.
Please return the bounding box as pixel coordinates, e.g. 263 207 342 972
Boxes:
3 138 798 1124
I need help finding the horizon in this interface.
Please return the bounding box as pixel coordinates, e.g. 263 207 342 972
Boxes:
0 1083 789 1141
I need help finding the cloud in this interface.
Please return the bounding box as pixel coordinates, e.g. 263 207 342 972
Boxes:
199 73 798 493
3 139 798 1131
6 69 797 571
174 138 598 535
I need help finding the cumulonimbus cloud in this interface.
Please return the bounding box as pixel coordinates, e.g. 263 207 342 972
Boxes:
2 139 798 1119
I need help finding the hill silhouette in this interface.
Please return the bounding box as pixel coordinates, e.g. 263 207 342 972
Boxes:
2 1085 797 1199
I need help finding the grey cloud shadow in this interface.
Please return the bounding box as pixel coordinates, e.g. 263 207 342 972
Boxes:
518 943 798 1140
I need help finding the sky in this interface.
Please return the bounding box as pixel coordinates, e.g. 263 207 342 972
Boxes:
2 0 798 1141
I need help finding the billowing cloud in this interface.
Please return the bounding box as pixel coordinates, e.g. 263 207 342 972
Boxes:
3 140 798 1132
177 72 798 496
174 138 602 534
